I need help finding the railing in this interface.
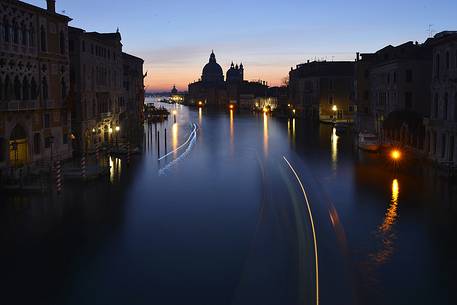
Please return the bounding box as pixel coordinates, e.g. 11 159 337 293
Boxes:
0 100 39 111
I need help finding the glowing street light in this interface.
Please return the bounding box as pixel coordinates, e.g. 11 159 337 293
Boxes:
115 126 120 132
390 149 402 161
229 104 234 110
332 105 338 112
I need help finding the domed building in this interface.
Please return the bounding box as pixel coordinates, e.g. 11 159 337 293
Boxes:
226 62 244 83
202 51 224 83
188 50 269 108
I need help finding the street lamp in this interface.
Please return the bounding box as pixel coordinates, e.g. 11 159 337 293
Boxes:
390 149 402 161
332 105 338 123
115 126 120 148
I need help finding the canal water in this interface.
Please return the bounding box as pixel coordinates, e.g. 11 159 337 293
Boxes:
1 102 456 305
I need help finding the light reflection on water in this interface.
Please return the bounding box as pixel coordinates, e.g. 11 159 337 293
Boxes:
331 127 338 171
110 156 122 183
263 113 268 156
172 123 178 157
370 179 400 265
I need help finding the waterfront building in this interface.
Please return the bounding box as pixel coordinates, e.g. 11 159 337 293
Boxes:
170 85 183 103
68 26 124 153
122 52 145 144
289 61 355 122
187 51 269 109
354 52 377 132
368 41 433 145
0 0 72 170
424 31 457 166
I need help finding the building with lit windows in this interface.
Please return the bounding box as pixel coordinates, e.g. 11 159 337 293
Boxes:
289 60 355 122
0 0 72 171
68 26 124 154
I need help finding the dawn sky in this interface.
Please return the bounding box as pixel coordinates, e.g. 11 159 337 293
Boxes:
28 0 457 92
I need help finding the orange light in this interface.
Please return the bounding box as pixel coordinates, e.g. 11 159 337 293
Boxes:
391 149 401 161
263 107 269 113
229 104 234 110
198 101 203 106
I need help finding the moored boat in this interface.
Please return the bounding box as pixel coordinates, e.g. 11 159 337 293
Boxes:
358 133 380 152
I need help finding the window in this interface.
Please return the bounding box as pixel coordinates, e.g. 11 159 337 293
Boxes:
406 69 413 82
44 113 50 128
22 77 29 100
44 137 52 149
42 77 48 100
3 18 10 42
14 76 21 100
0 77 3 101
434 93 439 118
13 21 19 44
444 92 448 120
59 31 65 54
4 76 10 101
21 25 27 45
435 54 440 78
393 72 397 83
33 133 41 155
450 136 455 162
61 78 67 99
30 78 37 99
40 25 46 52
455 93 457 122
441 134 446 159
62 133 68 145
387 73 390 84
29 27 35 46
328 96 334 105
405 92 412 109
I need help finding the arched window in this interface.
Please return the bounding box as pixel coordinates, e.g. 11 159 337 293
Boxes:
22 77 29 100
21 24 27 46
435 54 440 78
42 77 48 100
0 77 3 101
59 30 65 54
12 21 19 44
444 92 448 120
40 25 46 52
446 51 450 69
455 93 457 122
4 17 10 42
434 93 439 118
14 76 21 100
4 76 10 101
30 78 37 99
29 25 35 47
61 77 67 99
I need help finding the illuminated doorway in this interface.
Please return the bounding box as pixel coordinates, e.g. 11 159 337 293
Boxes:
9 124 28 167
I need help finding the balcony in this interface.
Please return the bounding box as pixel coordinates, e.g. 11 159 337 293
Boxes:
0 100 39 111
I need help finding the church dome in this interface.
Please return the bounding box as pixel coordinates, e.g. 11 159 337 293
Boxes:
202 51 224 83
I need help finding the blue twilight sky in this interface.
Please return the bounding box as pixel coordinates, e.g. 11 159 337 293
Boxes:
27 0 457 91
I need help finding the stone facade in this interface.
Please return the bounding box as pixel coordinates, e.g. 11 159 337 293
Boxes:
424 32 457 166
368 42 432 136
289 61 355 121
122 52 144 145
68 26 124 153
0 0 72 170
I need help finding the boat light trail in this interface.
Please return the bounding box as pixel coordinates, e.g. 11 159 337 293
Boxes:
158 123 197 161
283 156 319 305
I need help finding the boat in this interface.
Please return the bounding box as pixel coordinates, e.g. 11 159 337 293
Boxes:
358 133 380 152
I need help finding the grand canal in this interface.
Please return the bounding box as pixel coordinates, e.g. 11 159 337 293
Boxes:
1 102 457 305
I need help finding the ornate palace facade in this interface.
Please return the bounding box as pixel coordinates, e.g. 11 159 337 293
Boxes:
0 0 72 169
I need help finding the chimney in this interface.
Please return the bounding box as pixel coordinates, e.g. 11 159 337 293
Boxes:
47 0 56 13
356 52 360 62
